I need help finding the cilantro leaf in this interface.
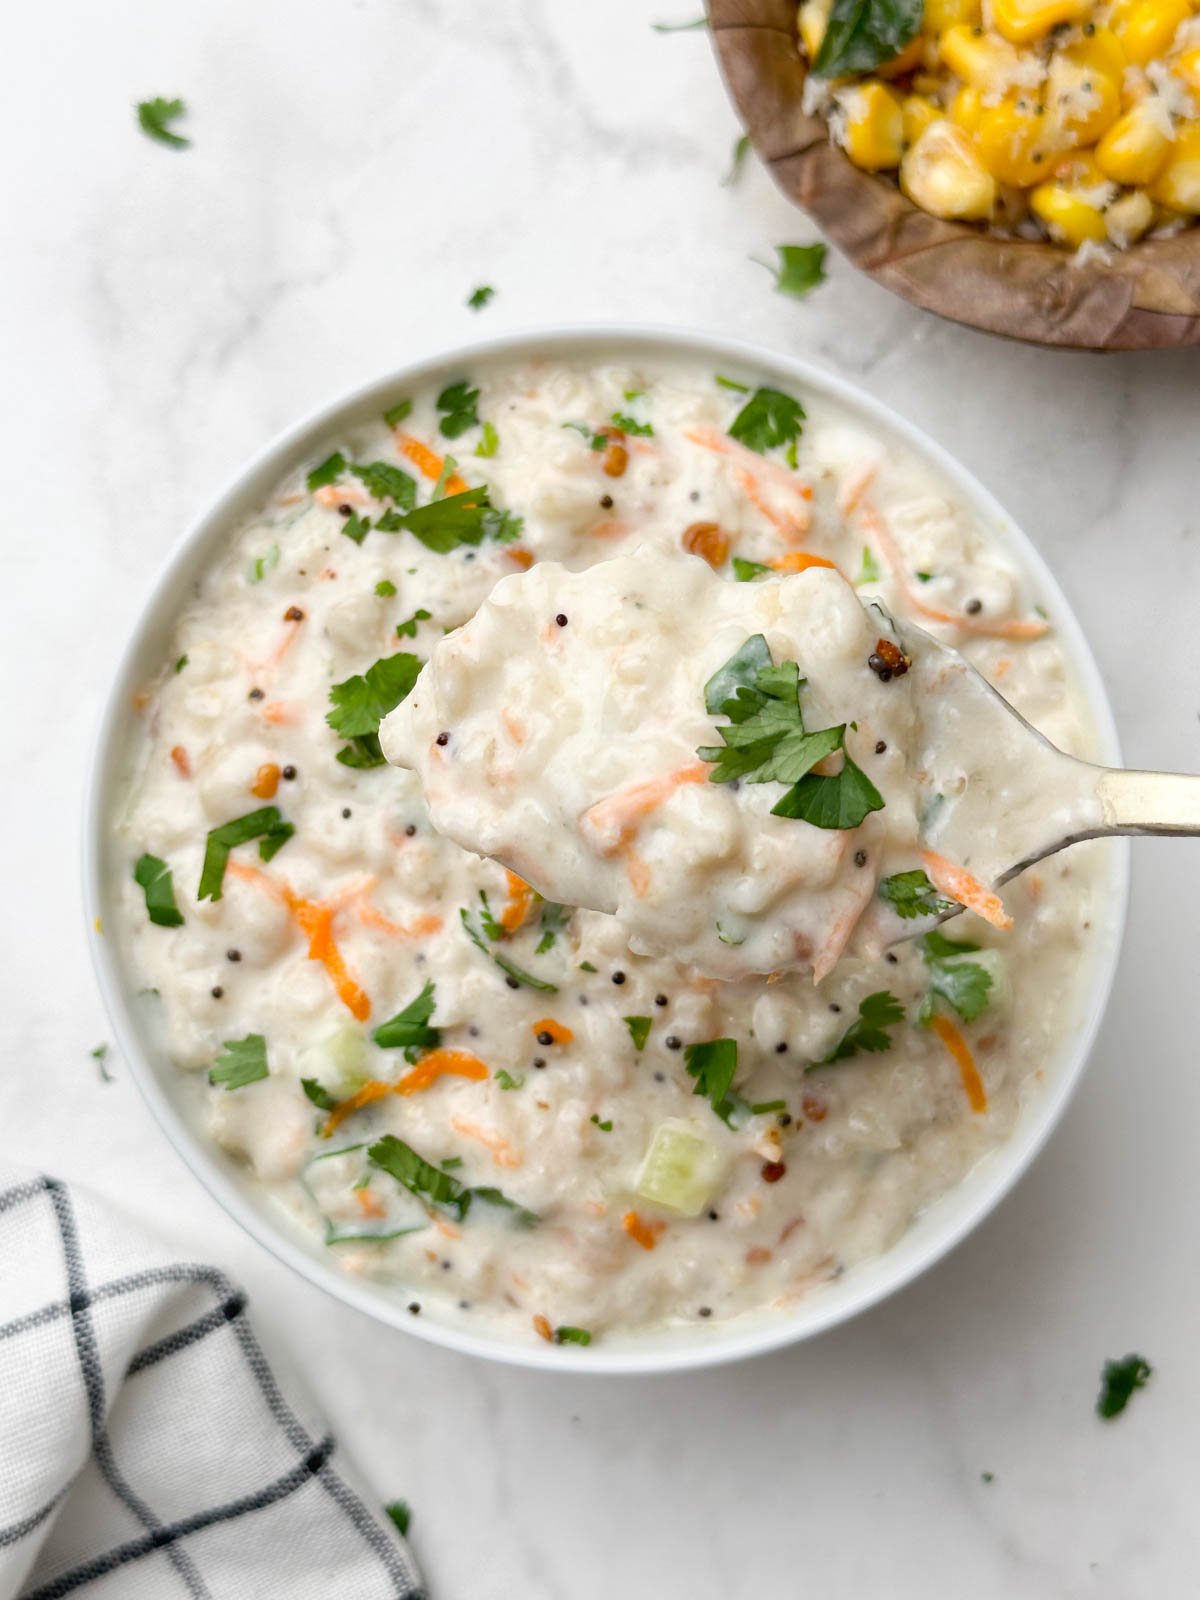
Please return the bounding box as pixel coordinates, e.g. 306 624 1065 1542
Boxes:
436 381 480 440
327 653 421 740
301 1078 337 1111
198 807 293 901
385 1501 411 1536
878 869 954 921
460 905 558 992
611 412 654 437
623 1016 652 1050
703 634 773 713
495 1069 525 1090
369 1134 472 1220
857 545 882 585
467 285 495 310
684 1038 740 1124
473 1185 540 1228
133 853 183 927
723 133 752 187
819 991 904 1064
563 421 608 451
136 97 190 149
375 580 398 597
250 544 280 582
476 890 504 942
733 557 769 581
386 486 522 554
383 399 413 428
554 1325 593 1344
335 736 386 769
715 374 751 393
307 452 346 491
210 1034 269 1090
770 752 885 830
1097 1354 1152 1419
350 461 417 509
373 980 440 1060
766 244 828 299
590 1115 613 1132
535 901 571 954
814 0 923 78
440 1157 463 1170
475 420 499 458
919 932 993 1024
341 512 370 546
728 387 805 455
174 654 188 673
395 607 431 639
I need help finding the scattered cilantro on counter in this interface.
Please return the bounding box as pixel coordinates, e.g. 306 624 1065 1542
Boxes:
373 980 440 1061
395 607 431 639
1097 1354 1152 1419
91 1044 114 1083
723 133 752 187
327 652 421 768
467 285 495 310
385 1500 411 1536
210 1034 269 1091
623 1016 652 1050
197 808 294 901
436 381 480 439
762 243 828 299
307 452 347 491
817 992 904 1065
879 869 954 920
136 97 190 148
727 386 806 455
134 853 184 927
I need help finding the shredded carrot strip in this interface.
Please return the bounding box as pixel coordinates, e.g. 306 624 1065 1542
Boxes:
921 848 1014 932
396 1048 489 1097
286 894 371 1020
356 1187 387 1220
395 432 469 496
531 1017 574 1045
861 504 1049 641
581 763 709 856
736 469 810 542
506 546 535 570
499 870 535 933
314 483 368 508
169 745 191 778
625 851 651 898
623 1211 665 1251
261 701 300 725
322 1080 395 1137
251 762 280 799
684 427 813 498
811 872 876 983
589 518 634 540
930 1014 988 1113
355 896 442 940
532 1314 554 1343
450 1116 522 1168
768 552 839 575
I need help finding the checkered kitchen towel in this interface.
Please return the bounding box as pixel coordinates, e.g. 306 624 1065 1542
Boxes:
0 1163 424 1600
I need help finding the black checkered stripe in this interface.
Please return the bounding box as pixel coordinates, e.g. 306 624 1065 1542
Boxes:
0 1177 424 1599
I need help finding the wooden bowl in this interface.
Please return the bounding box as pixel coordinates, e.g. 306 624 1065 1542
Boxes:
711 0 1200 348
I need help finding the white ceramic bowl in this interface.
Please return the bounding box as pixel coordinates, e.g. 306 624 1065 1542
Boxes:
84 326 1129 1374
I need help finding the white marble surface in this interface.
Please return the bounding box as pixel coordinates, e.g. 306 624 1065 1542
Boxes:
4 1 1200 1594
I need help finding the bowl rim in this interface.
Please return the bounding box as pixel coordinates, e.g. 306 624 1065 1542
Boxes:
83 322 1130 1374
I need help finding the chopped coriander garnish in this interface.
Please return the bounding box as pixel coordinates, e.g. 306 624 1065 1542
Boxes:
684 1038 742 1126
723 133 752 187
373 980 440 1061
857 545 882 585
395 607 432 639
750 1099 787 1115
436 381 480 440
460 901 558 992
563 421 608 452
385 1500 411 1536
818 992 904 1065
761 243 828 299
578 960 598 973
210 1033 269 1090
375 579 398 598
198 808 293 902
133 853 184 927
369 1135 537 1225
301 1078 337 1111
476 890 504 942
769 750 885 829
916 570 935 583
727 386 806 455
350 461 418 508
472 1185 539 1228
327 652 421 769
715 374 751 393
590 1114 613 1132
981 1471 994 1484
623 1016 652 1050
136 97 189 149
174 654 188 674
383 399 413 428
440 1156 463 1170
475 420 500 458
341 512 370 546
250 544 280 583
496 1069 525 1091
467 285 495 310
535 901 571 954
814 0 922 77
732 557 769 582
919 930 993 1024
610 411 653 437
307 451 346 491
385 485 522 553
431 455 457 502
554 1325 593 1345
1097 1354 1152 1419
878 869 954 920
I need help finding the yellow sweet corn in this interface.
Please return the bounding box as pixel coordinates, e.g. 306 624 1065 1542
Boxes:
990 0 1090 46
1095 102 1172 183
949 84 986 131
902 94 945 143
1171 43 1200 94
1104 187 1156 242
922 0 981 32
1048 39 1123 145
1112 0 1191 66
798 0 831 63
976 93 1060 184
900 120 998 217
838 82 906 170
939 24 1020 88
1029 157 1113 243
1149 123 1200 210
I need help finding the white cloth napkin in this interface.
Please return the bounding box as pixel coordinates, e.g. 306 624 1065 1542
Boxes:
0 1162 424 1600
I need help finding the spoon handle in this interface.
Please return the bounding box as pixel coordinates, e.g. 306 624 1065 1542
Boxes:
1093 767 1200 838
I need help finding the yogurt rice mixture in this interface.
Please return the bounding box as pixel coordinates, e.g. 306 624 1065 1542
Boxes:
115 354 1107 1346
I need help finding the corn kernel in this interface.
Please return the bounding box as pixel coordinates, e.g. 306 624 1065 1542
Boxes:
1030 160 1113 244
1149 123 1200 210
1172 43 1200 94
923 0 982 30
1113 0 1191 66
990 0 1090 46
798 0 831 62
1096 102 1172 182
1047 42 1122 144
837 82 906 170
939 24 1020 88
900 120 998 217
903 93 944 142
949 84 986 131
976 93 1061 184
878 36 927 77
1104 188 1155 243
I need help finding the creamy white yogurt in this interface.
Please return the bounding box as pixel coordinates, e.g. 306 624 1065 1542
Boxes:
113 353 1108 1346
